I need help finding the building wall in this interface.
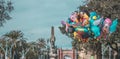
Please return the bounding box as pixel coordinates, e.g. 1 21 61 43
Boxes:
57 49 76 59
57 49 94 59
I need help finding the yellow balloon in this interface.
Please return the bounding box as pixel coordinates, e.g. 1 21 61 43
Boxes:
93 16 97 20
73 32 77 38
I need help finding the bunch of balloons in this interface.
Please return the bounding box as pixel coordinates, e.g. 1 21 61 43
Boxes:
61 11 118 42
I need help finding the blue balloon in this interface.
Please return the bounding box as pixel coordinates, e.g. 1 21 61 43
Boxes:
66 18 76 25
90 11 97 17
89 19 94 26
110 19 118 33
91 26 100 37
75 27 88 32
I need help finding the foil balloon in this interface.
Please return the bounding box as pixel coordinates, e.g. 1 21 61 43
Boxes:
102 18 112 33
110 19 118 33
91 26 100 37
93 17 103 26
68 26 75 33
61 20 66 25
89 19 94 26
90 11 97 18
75 27 88 32
67 18 73 25
104 18 112 25
70 12 77 22
93 16 97 20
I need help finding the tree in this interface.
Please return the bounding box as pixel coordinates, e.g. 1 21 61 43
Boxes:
37 38 46 59
26 42 38 59
0 30 25 59
0 0 14 26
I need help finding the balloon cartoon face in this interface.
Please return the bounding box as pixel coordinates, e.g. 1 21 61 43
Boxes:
102 24 110 33
103 18 112 33
70 12 77 22
93 16 97 20
104 18 112 25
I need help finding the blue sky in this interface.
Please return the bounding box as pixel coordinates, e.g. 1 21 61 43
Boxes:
0 0 85 49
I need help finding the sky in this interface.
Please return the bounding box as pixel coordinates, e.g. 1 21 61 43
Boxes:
0 0 86 49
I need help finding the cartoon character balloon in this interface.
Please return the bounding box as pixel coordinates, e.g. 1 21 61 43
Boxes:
102 18 112 33
110 19 118 33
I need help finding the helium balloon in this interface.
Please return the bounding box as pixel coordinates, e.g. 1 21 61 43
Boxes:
70 12 77 22
102 18 112 33
61 20 66 25
93 17 103 26
68 26 75 33
90 11 97 17
91 26 100 37
93 16 97 20
75 27 88 32
67 18 76 26
89 19 94 26
110 19 118 33
104 18 112 25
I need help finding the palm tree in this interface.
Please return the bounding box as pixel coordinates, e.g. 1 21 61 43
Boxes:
37 38 46 48
4 30 23 40
0 0 14 26
26 42 38 59
0 30 24 59
37 38 46 59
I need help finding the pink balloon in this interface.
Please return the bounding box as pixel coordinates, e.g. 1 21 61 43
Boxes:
104 18 112 25
103 18 112 33
70 12 77 22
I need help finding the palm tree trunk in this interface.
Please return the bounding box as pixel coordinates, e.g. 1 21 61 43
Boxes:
113 51 117 59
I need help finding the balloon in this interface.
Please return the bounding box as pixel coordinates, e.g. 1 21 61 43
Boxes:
68 26 75 33
89 19 94 26
104 18 112 25
83 13 89 20
70 12 77 22
90 11 97 17
75 27 88 32
66 18 76 26
93 16 97 20
93 17 103 26
91 26 100 37
82 13 89 26
73 32 78 38
61 20 66 25
97 15 100 19
110 19 118 33
102 18 112 33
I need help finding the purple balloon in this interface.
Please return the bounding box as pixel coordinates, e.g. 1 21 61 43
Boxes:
61 20 66 25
